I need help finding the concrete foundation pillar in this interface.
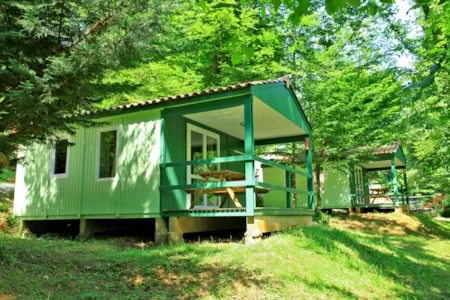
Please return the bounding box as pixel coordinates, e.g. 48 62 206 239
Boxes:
168 217 184 244
79 219 94 238
355 207 364 214
154 217 168 246
395 205 410 214
245 217 262 245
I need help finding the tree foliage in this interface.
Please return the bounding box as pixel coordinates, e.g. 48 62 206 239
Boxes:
1 0 448 194
0 0 170 156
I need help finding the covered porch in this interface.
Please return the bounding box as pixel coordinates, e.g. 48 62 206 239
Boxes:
159 79 314 224
350 141 409 212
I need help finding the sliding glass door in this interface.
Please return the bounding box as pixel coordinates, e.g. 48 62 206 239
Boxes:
186 124 220 208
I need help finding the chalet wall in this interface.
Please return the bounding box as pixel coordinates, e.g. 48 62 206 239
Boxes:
14 109 161 219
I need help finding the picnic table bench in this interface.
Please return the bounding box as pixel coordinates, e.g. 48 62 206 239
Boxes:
185 170 269 209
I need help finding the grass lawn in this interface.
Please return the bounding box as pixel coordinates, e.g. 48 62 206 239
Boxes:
1 213 449 299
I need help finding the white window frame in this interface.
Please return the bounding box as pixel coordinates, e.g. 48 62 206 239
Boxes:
96 126 120 182
186 123 220 208
354 166 364 205
49 135 70 179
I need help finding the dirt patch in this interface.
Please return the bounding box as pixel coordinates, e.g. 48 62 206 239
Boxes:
331 213 430 236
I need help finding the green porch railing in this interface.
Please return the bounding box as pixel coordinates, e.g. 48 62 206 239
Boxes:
159 154 314 216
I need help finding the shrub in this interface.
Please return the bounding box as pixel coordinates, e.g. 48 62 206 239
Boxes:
0 202 9 213
314 211 331 225
439 207 450 218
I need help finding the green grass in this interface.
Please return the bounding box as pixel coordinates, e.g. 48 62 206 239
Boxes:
1 213 449 299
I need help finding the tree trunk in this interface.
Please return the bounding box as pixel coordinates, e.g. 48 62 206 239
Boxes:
315 163 322 213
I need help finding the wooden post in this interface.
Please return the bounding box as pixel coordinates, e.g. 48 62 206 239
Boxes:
285 170 291 208
391 160 399 206
244 95 255 215
305 137 314 210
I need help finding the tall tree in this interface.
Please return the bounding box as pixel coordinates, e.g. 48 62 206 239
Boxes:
0 0 170 157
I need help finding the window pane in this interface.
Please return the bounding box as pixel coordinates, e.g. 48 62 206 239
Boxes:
206 136 218 172
54 140 68 174
190 131 203 176
99 130 117 178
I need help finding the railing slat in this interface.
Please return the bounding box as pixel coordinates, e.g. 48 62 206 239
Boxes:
160 155 252 168
254 156 311 178
256 181 313 196
160 180 248 191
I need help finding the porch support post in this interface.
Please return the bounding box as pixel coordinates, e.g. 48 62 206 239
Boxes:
403 169 409 205
391 159 399 206
285 170 291 208
159 115 166 212
244 95 255 215
305 136 314 210
349 162 356 211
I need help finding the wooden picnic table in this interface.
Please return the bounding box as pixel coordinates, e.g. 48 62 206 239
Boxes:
369 187 394 204
185 170 268 209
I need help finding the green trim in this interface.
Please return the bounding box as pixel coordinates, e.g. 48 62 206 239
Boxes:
161 207 315 217
162 95 246 117
78 88 252 120
250 81 286 91
391 159 399 205
255 135 308 146
256 181 312 196
160 155 251 168
364 166 406 171
81 213 161 219
160 180 248 191
17 213 161 220
159 116 166 212
244 95 255 215
355 203 397 208
403 170 409 205
348 162 356 208
305 137 314 210
253 208 314 216
285 170 291 208
254 156 310 178
163 210 251 217
286 87 313 133
395 147 407 165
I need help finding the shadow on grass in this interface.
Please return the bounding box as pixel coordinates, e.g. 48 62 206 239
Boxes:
414 214 450 239
0 237 269 299
302 224 450 299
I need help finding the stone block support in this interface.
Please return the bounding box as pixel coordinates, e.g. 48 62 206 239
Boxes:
395 205 410 214
168 217 184 245
154 217 168 246
355 207 364 214
79 219 94 238
244 217 262 245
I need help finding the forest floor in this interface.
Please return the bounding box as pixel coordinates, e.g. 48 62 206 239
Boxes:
1 206 449 299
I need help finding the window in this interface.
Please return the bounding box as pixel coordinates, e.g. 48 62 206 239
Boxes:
50 137 69 178
97 128 118 180
186 124 220 207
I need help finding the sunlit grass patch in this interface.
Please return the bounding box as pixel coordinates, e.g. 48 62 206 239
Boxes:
0 213 449 299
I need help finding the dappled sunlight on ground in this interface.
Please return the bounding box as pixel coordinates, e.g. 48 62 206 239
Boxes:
1 213 449 299
331 212 449 238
